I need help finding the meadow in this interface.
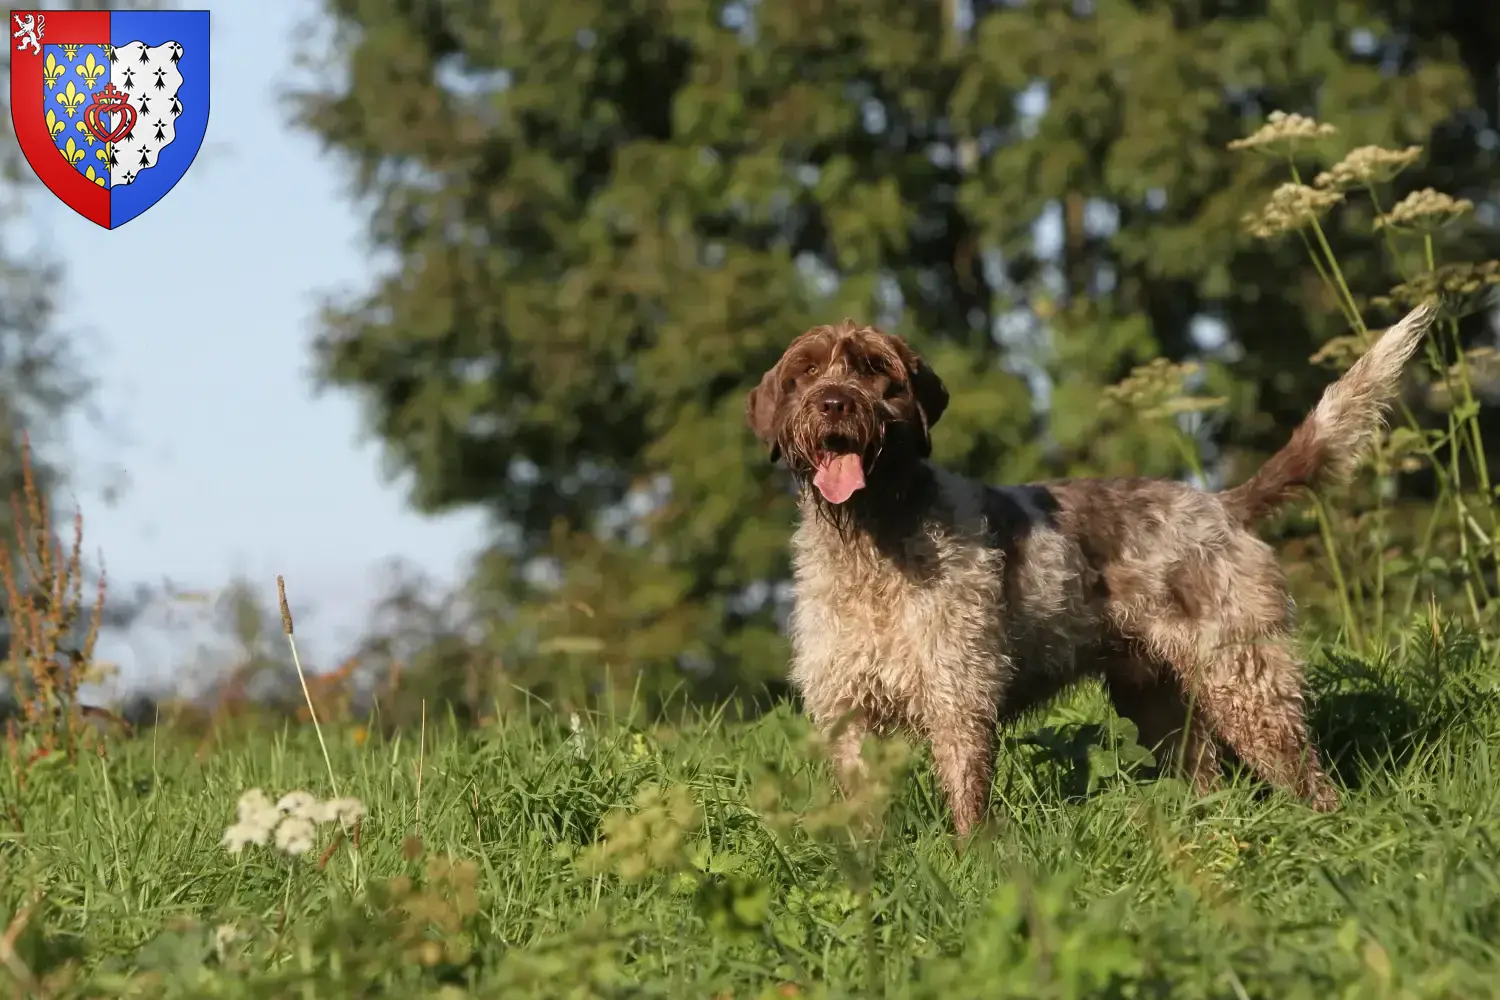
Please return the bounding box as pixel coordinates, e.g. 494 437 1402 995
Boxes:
2 620 1499 999
6 114 1500 998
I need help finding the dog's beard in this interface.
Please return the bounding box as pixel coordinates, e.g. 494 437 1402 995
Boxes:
782 400 885 508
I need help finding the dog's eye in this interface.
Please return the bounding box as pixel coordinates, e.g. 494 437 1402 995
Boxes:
806 365 818 376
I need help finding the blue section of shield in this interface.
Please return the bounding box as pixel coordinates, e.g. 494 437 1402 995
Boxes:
109 10 210 229
44 44 115 189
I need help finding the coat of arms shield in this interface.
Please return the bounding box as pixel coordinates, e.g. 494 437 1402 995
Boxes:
10 9 209 229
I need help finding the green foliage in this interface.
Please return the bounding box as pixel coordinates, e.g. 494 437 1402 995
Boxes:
3 628 1500 997
291 0 1500 703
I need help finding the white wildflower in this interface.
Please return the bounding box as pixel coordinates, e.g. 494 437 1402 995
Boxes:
567 712 589 760
221 821 270 855
224 788 369 857
213 923 242 963
274 815 317 856
317 796 367 825
236 788 277 825
276 790 319 819
225 788 280 855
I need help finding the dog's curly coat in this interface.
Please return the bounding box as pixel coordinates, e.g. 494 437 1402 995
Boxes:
747 304 1437 835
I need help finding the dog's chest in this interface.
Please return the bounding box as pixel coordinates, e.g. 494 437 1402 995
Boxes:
787 516 1006 729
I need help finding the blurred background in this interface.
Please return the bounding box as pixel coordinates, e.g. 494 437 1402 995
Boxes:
3 0 1499 736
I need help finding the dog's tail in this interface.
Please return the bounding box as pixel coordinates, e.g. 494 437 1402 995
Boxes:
1219 302 1438 526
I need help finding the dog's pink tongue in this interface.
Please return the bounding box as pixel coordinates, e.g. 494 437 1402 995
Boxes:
813 454 865 504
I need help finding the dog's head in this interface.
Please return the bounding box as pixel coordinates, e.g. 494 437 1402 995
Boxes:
746 321 949 505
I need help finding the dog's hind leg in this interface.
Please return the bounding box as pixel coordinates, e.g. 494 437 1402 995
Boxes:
1146 626 1339 811
1103 655 1221 793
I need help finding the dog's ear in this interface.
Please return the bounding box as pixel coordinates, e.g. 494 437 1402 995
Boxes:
894 341 949 455
746 365 783 463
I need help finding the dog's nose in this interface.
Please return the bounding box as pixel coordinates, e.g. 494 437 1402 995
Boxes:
818 388 855 417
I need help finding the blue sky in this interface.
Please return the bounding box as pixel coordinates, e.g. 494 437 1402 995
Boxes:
18 1 484 691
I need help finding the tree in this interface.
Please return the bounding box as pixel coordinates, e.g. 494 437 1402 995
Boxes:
292 0 1500 710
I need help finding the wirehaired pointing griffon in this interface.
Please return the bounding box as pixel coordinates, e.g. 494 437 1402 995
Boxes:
747 304 1437 835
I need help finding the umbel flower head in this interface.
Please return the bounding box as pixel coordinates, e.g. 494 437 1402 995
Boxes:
221 787 367 858
1228 110 1337 157
1375 261 1500 317
1103 358 1226 422
1314 145 1423 191
1375 188 1473 232
1242 183 1345 240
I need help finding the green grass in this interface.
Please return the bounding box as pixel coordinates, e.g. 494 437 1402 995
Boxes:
3 622 1500 999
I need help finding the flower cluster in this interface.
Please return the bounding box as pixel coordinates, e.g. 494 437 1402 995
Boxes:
1102 357 1226 421
1374 261 1500 315
576 783 700 881
222 788 367 857
1375 188 1474 231
750 730 913 841
1242 182 1345 240
1227 111 1337 155
1309 330 1376 374
1314 145 1422 191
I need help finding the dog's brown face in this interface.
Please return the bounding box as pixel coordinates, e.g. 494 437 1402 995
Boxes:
746 321 949 505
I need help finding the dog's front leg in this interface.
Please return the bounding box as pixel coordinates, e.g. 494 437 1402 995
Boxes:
928 716 997 837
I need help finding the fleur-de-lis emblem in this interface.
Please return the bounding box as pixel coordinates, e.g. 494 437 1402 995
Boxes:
55 81 86 118
94 143 112 166
45 109 64 141
42 54 64 91
74 119 97 146
84 165 105 187
61 44 81 62
75 52 106 89
58 137 84 166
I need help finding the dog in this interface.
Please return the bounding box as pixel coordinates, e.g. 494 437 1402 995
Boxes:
746 303 1437 835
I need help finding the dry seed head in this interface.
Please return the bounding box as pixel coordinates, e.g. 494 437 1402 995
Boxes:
1242 183 1345 240
1314 145 1422 191
1227 110 1337 155
1375 188 1473 231
276 575 293 635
